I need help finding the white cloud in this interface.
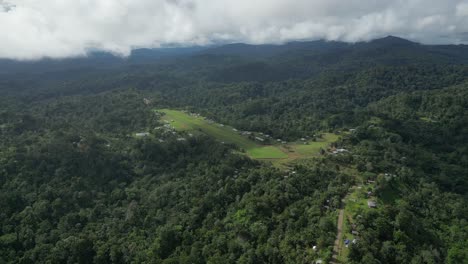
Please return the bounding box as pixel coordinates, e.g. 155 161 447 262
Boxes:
1 0 468 60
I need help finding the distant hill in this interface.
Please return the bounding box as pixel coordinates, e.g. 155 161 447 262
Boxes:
3 36 468 77
196 36 468 82
0 46 207 75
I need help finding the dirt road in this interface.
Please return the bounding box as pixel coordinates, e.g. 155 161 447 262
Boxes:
330 209 345 264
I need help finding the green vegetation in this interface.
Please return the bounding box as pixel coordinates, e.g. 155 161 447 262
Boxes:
293 133 339 156
247 146 288 159
0 37 467 263
158 109 334 160
160 109 254 149
159 108 287 159
0 92 347 263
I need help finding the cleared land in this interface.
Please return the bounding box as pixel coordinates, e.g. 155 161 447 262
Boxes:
157 109 338 161
293 133 339 155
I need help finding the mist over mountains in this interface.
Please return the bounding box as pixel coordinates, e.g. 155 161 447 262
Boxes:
2 36 468 77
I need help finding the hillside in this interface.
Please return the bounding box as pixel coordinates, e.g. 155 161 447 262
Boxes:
0 37 467 263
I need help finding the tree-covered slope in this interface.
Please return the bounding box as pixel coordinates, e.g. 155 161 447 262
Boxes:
0 37 467 263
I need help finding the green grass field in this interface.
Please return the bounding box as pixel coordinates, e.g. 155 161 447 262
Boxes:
248 146 288 159
293 133 339 155
158 109 287 159
157 109 338 161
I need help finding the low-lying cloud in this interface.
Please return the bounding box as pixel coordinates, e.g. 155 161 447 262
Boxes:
1 0 468 60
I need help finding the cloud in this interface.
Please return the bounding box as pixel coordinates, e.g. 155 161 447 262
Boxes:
1 0 468 60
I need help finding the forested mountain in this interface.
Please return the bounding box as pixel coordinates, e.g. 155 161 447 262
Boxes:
0 37 467 263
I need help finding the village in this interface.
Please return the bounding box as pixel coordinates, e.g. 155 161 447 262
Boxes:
72 104 396 264
132 108 350 163
133 108 396 264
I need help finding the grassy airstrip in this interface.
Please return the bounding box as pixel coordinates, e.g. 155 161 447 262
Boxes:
157 109 338 162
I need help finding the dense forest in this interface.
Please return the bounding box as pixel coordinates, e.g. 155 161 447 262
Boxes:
0 37 467 263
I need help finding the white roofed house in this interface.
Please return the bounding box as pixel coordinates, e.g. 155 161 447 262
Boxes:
135 132 150 137
143 98 151 105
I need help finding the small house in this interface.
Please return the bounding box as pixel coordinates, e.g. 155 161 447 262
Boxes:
255 137 265 142
135 132 150 137
367 200 377 208
143 98 151 105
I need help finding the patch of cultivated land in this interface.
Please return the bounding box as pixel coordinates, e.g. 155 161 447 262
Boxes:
157 109 338 161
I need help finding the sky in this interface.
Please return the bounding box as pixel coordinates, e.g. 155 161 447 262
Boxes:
1 0 468 60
